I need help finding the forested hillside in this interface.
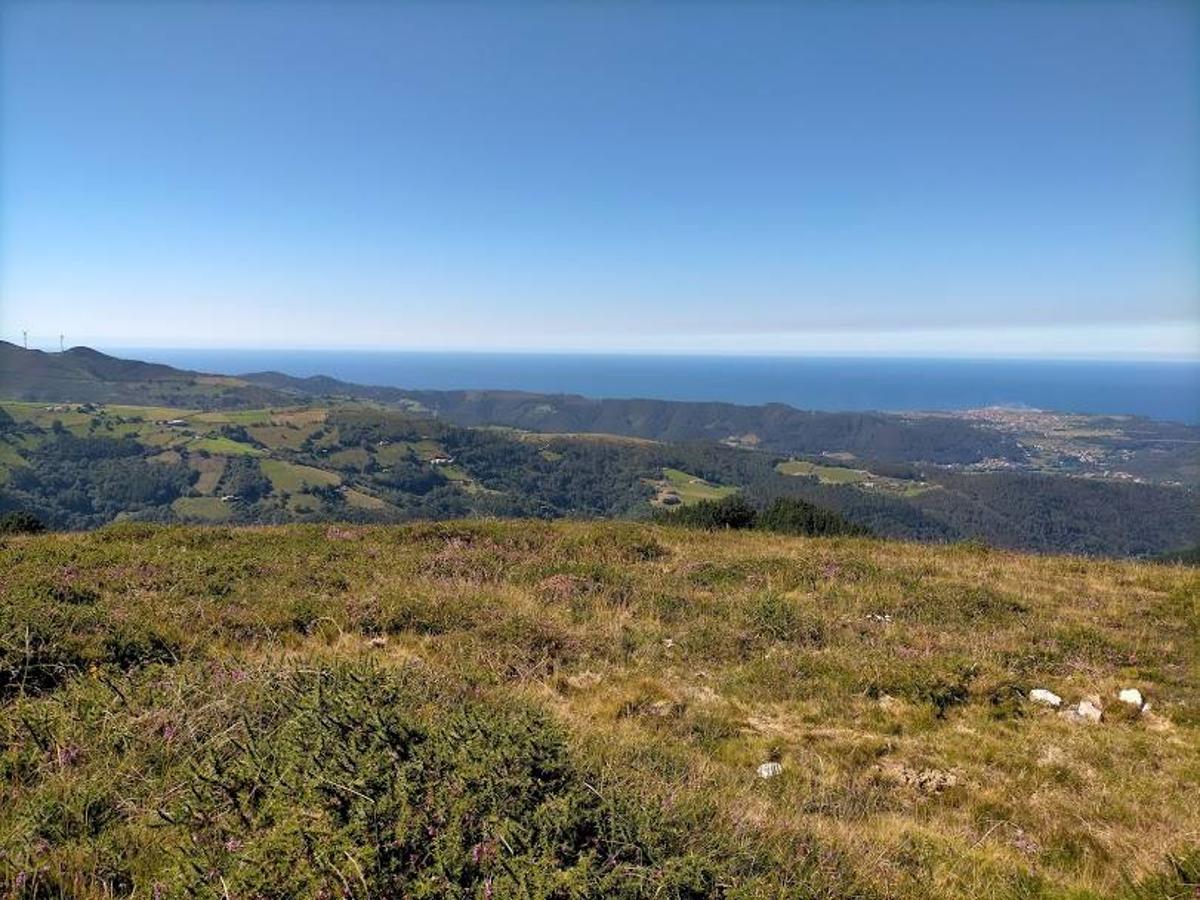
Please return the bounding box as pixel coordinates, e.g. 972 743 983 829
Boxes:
2 345 1197 557
1 400 1196 557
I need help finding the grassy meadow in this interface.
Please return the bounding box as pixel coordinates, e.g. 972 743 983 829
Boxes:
1 521 1198 897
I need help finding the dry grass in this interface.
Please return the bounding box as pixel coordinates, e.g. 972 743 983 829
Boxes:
1 521 1197 897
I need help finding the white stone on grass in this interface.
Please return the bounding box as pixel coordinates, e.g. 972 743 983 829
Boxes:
1118 688 1144 709
757 762 783 779
1072 697 1103 724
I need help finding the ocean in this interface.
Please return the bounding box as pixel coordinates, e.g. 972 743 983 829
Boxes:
108 349 1200 424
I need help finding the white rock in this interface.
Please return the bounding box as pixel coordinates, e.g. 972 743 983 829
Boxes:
757 762 783 779
1118 688 1144 709
1029 689 1062 708
1074 697 1103 723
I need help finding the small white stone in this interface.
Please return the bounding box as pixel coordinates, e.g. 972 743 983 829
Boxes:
1118 688 1144 709
757 761 783 779
1074 697 1103 723
1029 689 1062 708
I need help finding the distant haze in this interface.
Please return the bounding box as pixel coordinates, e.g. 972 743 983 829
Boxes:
2 2 1197 357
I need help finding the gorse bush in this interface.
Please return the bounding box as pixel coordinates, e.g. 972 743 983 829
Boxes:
2 660 810 898
656 494 868 537
655 494 758 530
0 511 45 535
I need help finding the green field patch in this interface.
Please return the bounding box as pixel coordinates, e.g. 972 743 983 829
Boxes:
327 447 372 469
776 460 868 483
189 455 228 494
659 468 738 505
171 496 233 522
272 408 327 426
414 439 446 461
261 459 341 493
777 458 935 497
187 435 263 456
374 442 416 465
343 488 388 510
286 493 321 514
149 450 183 465
193 409 274 426
0 441 27 482
104 404 197 421
247 423 318 451
0 402 93 431
438 464 470 482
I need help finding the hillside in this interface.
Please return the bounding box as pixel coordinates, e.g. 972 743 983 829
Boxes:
1 343 1028 463
0 342 287 409
243 372 1027 465
2 521 1197 897
2 345 1197 557
1 399 1197 557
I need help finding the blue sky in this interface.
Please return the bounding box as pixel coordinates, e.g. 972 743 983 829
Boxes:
1 1 1197 357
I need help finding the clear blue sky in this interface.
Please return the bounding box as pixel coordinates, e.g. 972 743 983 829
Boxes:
1 1 1197 357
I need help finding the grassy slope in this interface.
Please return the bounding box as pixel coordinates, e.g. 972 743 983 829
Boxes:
2 522 1197 898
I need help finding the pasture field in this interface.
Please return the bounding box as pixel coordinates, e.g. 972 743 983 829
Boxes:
661 467 738 504
777 459 869 483
168 496 233 521
185 435 262 456
778 459 936 498
0 521 1195 898
260 458 342 493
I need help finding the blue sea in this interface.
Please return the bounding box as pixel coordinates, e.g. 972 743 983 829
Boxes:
109 349 1200 425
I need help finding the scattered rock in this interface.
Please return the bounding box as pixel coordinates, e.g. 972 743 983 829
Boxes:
757 762 783 779
662 638 675 649
366 636 388 649
1118 688 1144 709
865 613 893 624
1029 688 1062 708
1063 696 1103 724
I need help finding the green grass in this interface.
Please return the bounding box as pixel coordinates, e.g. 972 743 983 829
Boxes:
188 455 227 494
777 459 869 483
778 459 936 497
343 487 388 510
192 409 274 426
169 496 233 521
186 435 263 456
103 404 197 421
0 440 27 479
261 458 341 492
0 521 1196 898
660 467 737 504
326 446 371 469
247 423 320 450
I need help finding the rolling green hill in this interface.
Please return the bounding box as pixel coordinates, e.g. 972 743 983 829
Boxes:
1 345 1197 557
2 521 1197 897
0 341 287 409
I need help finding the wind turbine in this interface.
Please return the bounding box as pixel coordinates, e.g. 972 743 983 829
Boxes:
60 334 65 352
22 330 27 349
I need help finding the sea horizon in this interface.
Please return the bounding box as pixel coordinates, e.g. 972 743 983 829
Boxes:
100 347 1200 425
